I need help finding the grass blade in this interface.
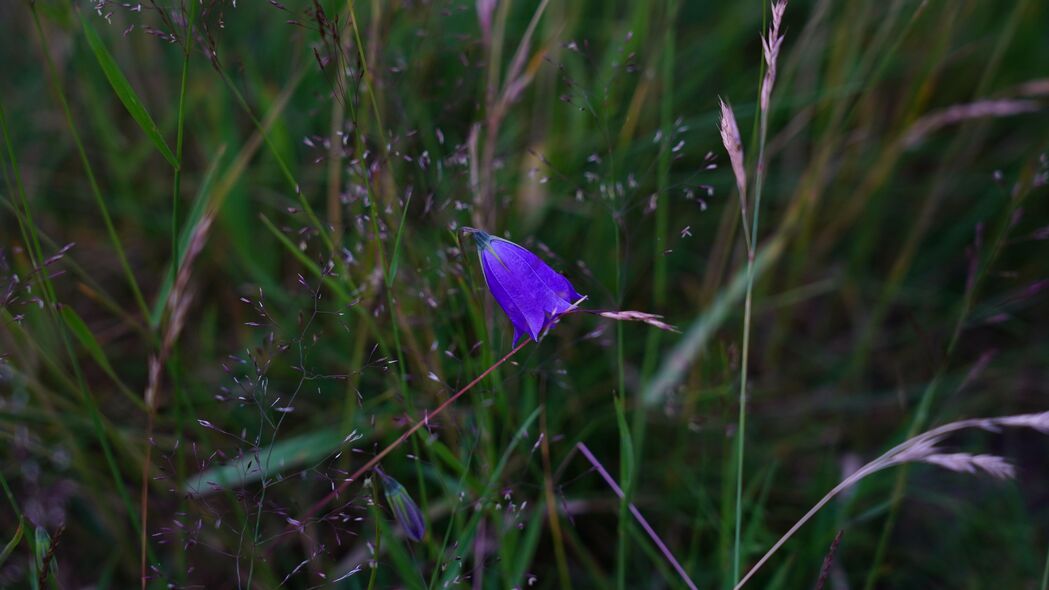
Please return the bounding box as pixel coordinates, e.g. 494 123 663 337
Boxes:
183 428 347 494
33 526 60 589
438 406 542 588
79 15 178 169
642 234 784 408
148 146 226 327
60 306 146 412
60 306 116 377
0 520 23 568
387 192 413 283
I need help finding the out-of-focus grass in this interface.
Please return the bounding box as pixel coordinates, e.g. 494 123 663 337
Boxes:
1 0 1048 588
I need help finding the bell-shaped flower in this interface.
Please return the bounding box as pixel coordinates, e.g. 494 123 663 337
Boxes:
468 229 583 344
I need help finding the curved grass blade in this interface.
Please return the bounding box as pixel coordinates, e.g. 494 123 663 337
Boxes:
148 145 226 327
79 15 178 168
438 406 542 588
183 428 348 494
387 192 413 283
60 306 116 378
60 306 147 412
642 235 784 408
0 520 23 568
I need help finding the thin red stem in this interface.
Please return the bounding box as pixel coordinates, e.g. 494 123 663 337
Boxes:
140 412 154 589
299 339 530 523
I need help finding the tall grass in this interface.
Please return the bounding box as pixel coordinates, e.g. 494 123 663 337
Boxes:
1 0 1048 588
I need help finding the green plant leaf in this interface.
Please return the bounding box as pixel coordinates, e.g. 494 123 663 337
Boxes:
149 145 226 328
33 526 59 587
388 191 413 283
438 406 542 588
642 235 785 408
60 306 115 377
79 15 178 168
0 519 23 567
183 428 349 494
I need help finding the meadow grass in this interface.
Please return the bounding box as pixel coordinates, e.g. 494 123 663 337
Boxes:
1 0 1048 588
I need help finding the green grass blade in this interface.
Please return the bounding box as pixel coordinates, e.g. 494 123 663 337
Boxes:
79 15 178 168
438 406 542 588
0 519 23 567
149 145 227 327
387 191 413 283
33 526 58 589
31 6 150 320
613 391 635 588
642 234 784 408
508 510 545 587
1041 542 1049 590
60 305 116 377
182 428 347 494
60 306 146 412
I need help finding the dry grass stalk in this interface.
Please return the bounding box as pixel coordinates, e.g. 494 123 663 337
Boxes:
474 0 552 228
476 0 496 45
597 310 679 332
813 529 844 590
577 443 698 590
141 211 214 588
727 4 790 583
735 410 1049 589
1014 78 1049 97
902 99 1040 147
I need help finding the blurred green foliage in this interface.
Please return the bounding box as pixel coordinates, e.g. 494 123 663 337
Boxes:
1 0 1048 587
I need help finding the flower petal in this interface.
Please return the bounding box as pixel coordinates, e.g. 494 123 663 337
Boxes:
482 249 548 340
489 238 582 305
480 253 533 344
487 241 579 325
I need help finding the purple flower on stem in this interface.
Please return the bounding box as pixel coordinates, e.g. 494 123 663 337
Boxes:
466 228 584 344
279 230 671 537
279 230 677 541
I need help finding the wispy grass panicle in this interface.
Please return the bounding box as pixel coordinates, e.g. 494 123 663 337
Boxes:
596 310 679 333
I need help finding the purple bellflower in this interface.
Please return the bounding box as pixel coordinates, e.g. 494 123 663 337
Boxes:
467 229 584 344
291 230 677 528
